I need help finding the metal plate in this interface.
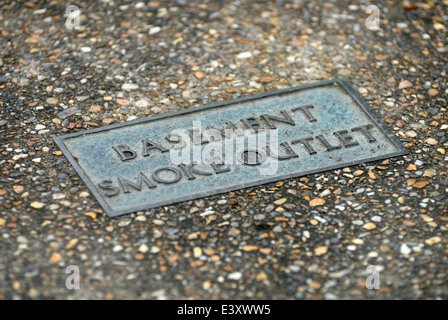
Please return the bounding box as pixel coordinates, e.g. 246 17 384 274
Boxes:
54 79 408 217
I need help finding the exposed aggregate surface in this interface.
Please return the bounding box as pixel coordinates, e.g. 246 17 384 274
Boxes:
0 0 447 299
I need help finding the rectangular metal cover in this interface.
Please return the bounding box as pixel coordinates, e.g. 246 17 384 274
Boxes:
54 79 408 217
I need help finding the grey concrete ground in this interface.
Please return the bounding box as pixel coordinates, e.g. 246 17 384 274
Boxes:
0 0 447 299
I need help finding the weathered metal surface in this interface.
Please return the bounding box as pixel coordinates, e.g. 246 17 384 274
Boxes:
54 79 408 217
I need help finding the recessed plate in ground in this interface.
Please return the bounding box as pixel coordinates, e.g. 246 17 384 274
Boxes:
54 79 408 217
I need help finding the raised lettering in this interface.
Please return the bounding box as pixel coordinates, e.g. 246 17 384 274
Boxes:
239 149 266 165
142 139 169 157
266 142 299 160
113 144 137 161
209 159 231 174
118 172 156 193
292 104 317 122
316 134 342 151
204 126 231 141
260 110 295 129
166 133 187 150
226 121 244 136
352 124 377 143
178 163 212 180
98 180 120 197
187 129 209 145
241 117 261 132
152 167 182 184
334 130 359 148
291 136 317 155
